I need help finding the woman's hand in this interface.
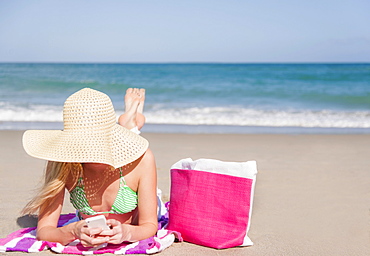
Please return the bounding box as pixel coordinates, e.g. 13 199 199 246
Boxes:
100 219 131 244
73 220 110 248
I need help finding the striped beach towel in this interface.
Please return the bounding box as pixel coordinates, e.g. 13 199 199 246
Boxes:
0 204 181 254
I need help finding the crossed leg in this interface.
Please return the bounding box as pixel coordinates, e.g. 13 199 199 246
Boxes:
118 88 146 131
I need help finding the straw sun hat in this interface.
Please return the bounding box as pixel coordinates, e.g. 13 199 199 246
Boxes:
22 88 149 168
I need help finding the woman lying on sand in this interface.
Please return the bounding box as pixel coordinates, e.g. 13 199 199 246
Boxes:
21 88 157 248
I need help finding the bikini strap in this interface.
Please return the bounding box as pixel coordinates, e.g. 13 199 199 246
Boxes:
69 175 83 192
76 173 84 186
77 176 83 182
119 167 127 186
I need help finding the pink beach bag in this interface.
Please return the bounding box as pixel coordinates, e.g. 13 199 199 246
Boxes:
167 158 257 249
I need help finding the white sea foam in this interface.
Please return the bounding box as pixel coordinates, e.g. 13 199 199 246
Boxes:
1 104 370 128
145 107 370 128
0 103 62 122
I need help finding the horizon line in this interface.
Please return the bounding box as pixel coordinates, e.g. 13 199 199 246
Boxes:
0 61 369 65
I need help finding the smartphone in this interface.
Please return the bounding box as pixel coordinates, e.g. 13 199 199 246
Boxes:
85 215 110 230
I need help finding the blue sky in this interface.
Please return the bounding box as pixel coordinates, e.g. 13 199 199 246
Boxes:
0 0 369 63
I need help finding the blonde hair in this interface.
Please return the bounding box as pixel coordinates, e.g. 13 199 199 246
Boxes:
21 161 82 215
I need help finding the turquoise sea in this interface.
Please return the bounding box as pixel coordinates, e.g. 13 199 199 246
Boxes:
0 63 369 133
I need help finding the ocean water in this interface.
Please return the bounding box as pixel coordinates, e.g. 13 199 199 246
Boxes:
0 63 370 133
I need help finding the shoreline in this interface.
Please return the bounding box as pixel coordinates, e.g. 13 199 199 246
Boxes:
1 122 370 134
1 131 369 255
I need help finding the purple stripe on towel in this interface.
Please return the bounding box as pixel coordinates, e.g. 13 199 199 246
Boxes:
17 237 43 252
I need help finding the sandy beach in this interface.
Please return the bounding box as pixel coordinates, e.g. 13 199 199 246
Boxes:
1 131 369 255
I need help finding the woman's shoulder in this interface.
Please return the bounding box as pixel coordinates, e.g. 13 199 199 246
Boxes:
142 148 154 162
134 148 156 174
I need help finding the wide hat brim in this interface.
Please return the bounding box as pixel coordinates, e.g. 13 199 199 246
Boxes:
23 124 149 168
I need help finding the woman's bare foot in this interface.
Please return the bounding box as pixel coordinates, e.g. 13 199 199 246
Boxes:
137 89 145 114
136 89 146 129
118 88 146 130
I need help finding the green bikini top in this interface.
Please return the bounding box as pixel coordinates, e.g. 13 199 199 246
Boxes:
69 168 138 215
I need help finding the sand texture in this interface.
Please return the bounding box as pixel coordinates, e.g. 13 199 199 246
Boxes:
1 131 369 255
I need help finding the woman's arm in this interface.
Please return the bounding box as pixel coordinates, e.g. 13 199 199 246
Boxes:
36 182 108 247
37 188 109 247
36 186 79 245
105 148 158 243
